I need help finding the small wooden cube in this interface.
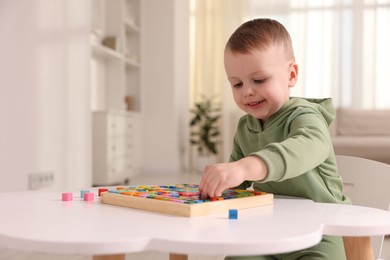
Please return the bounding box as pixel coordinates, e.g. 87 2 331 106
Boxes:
84 192 94 201
62 192 73 201
98 188 108 196
229 209 238 219
80 190 89 198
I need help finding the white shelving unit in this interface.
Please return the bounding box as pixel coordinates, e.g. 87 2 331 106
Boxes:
90 0 142 185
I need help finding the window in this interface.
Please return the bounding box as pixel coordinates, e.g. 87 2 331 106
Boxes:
248 0 390 109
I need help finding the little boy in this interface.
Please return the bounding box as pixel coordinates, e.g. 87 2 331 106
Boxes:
198 18 350 259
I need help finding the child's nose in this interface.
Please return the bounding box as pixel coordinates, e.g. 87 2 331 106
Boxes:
243 86 255 97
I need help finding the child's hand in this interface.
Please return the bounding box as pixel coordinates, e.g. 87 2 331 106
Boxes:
198 161 244 199
198 156 268 199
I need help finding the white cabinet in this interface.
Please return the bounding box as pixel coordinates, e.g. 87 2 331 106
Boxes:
90 0 142 185
92 111 141 185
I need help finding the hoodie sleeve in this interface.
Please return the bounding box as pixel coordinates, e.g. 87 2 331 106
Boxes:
250 107 333 182
230 131 254 189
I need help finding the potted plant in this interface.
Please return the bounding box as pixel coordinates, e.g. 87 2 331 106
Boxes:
190 95 221 172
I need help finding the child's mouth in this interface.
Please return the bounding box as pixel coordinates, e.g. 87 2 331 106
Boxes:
248 101 261 106
246 100 264 108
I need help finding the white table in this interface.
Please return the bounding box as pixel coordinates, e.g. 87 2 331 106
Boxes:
0 189 390 259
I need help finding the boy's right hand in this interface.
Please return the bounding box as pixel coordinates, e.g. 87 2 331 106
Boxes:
198 156 268 199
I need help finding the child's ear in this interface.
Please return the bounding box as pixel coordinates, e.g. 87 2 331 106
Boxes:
288 62 298 87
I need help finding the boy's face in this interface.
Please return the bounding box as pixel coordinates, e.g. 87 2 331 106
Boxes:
224 44 298 121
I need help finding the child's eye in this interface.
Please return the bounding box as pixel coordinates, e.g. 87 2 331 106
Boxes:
232 82 243 88
254 79 266 84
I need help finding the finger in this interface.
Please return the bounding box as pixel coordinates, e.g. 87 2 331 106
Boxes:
214 183 226 197
198 167 209 192
199 164 214 192
200 181 210 199
204 175 220 199
202 174 219 199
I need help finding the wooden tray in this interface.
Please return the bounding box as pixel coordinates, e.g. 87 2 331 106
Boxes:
100 184 273 217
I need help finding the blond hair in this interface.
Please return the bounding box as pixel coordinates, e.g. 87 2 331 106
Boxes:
226 18 295 61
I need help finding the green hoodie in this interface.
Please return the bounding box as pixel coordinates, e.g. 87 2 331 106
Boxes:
231 97 350 204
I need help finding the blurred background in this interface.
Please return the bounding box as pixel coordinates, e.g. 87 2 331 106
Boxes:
1 0 389 192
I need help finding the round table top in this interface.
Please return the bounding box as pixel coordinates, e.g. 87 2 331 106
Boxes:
0 189 390 256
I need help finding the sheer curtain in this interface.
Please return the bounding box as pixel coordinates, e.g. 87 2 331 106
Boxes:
189 0 390 162
247 0 390 109
189 0 247 164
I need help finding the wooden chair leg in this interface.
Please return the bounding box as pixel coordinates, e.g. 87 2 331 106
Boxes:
343 236 374 260
169 253 188 260
93 254 126 260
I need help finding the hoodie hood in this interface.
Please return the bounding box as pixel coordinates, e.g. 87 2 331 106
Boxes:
246 97 335 133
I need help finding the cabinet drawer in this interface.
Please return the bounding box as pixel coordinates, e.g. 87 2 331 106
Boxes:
108 114 135 136
107 136 133 158
108 156 134 177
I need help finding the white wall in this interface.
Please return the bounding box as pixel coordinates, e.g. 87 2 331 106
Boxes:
141 0 189 175
0 0 189 192
0 0 91 191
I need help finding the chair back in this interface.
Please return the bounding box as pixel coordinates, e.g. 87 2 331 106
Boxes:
336 155 390 259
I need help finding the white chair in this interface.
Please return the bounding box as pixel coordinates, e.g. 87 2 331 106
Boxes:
336 155 390 260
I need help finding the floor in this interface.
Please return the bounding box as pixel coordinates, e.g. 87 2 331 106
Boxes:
1 173 389 260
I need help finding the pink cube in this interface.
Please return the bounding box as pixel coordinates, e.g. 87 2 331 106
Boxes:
62 192 73 201
84 192 94 201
